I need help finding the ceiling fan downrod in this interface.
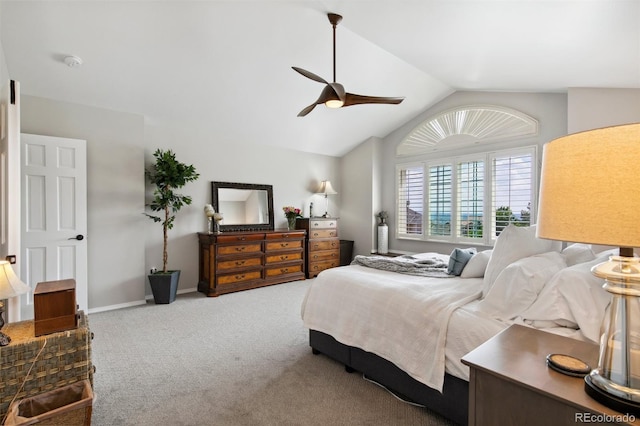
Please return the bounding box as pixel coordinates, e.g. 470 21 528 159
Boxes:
328 13 342 83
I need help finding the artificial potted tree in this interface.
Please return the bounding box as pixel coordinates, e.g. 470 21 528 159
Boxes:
145 149 199 304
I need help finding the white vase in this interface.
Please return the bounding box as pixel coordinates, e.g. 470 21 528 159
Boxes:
377 224 388 254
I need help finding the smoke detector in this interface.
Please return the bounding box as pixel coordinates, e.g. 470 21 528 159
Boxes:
64 55 83 68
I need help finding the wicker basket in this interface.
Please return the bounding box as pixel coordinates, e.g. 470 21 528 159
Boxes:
0 313 93 420
3 380 92 425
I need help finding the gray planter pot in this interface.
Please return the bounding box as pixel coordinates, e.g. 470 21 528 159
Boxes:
148 270 180 304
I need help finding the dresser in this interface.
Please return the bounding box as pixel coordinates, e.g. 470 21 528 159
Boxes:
461 325 639 426
296 218 340 278
197 230 306 297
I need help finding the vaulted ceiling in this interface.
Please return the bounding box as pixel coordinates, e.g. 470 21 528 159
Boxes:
1 1 639 157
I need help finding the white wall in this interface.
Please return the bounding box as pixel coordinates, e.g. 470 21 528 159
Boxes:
568 88 640 132
21 95 146 311
143 122 341 299
19 98 340 311
340 137 382 256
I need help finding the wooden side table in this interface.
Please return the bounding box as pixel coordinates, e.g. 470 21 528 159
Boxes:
461 325 640 426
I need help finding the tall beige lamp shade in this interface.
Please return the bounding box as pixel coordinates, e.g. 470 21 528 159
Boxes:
316 180 337 218
0 260 30 346
537 123 640 414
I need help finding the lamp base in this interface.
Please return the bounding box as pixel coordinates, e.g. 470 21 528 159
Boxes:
585 374 640 415
0 330 10 346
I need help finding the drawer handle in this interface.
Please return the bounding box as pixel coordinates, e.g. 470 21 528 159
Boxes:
235 274 245 279
280 268 289 273
313 232 320 237
313 244 320 249
331 242 337 247
329 222 335 227
237 237 246 241
235 260 246 266
235 247 246 252
280 243 289 248
283 234 290 238
280 255 288 260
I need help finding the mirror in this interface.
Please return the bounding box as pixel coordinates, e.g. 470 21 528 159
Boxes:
211 181 274 232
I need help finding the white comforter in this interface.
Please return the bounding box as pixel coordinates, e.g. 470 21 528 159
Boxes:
301 264 483 392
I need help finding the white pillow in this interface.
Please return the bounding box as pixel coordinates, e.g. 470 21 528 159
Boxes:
482 224 562 298
478 251 567 320
562 243 595 266
520 248 617 343
460 250 492 278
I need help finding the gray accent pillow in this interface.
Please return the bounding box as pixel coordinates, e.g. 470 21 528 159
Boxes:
447 247 477 276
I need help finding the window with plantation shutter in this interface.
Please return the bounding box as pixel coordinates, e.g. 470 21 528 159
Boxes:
491 148 535 239
457 160 484 240
396 164 424 237
396 146 536 245
428 164 452 237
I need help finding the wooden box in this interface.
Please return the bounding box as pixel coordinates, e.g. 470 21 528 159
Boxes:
34 279 78 337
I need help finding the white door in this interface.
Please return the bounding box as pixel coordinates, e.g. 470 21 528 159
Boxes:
0 80 22 322
20 134 88 318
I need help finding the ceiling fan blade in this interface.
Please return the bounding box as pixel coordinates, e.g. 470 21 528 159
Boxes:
297 103 318 117
297 84 345 116
292 67 328 84
344 93 405 107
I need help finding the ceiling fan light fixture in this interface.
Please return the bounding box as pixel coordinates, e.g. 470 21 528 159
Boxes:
325 99 344 109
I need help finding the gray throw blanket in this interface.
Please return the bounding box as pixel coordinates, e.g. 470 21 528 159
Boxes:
350 254 453 278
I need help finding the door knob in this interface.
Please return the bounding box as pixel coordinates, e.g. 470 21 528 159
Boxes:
68 234 84 241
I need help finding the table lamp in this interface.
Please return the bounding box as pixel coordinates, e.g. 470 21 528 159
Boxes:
316 180 337 218
536 123 640 414
0 260 30 346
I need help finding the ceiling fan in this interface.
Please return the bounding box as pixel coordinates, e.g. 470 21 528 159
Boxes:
292 13 405 117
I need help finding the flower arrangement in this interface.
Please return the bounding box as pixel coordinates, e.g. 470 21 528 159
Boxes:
377 210 389 225
283 206 302 230
283 206 302 219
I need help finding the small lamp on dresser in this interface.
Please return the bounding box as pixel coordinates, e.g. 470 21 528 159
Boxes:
0 260 30 346
316 180 337 218
536 123 640 414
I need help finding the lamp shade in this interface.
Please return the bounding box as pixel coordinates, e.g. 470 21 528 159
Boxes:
536 123 640 248
317 180 337 195
0 260 30 299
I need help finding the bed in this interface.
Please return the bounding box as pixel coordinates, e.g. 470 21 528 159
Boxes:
301 224 617 425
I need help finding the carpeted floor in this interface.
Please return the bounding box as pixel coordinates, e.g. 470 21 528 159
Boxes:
89 280 456 425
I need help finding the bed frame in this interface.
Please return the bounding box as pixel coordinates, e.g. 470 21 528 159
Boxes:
310 330 469 425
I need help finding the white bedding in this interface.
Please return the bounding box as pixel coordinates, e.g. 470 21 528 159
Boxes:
301 263 482 392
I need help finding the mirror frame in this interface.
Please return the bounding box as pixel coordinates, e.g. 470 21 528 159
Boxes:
211 181 274 232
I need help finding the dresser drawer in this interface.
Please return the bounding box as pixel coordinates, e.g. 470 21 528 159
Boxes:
310 219 338 229
217 270 262 285
217 243 262 255
308 239 339 251
265 252 303 264
308 249 339 262
217 234 264 243
266 231 305 240
265 240 303 251
217 257 262 271
309 229 338 239
265 263 303 277
309 259 340 275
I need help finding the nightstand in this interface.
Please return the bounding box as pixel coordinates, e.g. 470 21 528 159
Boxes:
461 325 640 426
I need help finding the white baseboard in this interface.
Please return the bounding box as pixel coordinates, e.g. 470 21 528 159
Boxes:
88 287 199 314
